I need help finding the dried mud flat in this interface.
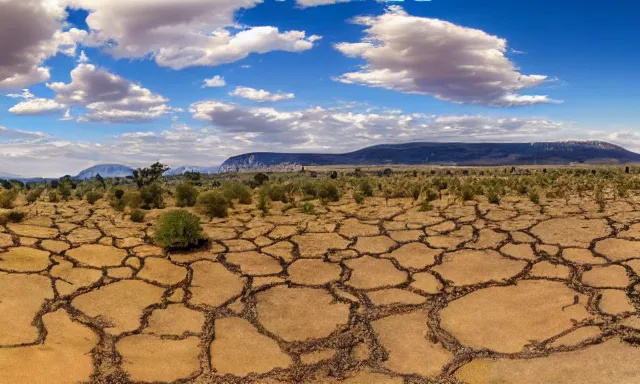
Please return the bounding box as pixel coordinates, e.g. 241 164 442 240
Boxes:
1 194 640 384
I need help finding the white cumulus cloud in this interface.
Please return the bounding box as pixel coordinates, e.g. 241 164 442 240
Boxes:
9 98 67 115
0 0 86 90
202 75 226 88
334 6 560 107
47 63 178 123
229 86 295 102
65 0 321 70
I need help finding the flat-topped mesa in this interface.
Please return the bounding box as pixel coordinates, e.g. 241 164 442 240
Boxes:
219 141 640 172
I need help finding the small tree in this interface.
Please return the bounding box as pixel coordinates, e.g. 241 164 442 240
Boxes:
95 173 105 188
184 171 202 182
133 162 169 189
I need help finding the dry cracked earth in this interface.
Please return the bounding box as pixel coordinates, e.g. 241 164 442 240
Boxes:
1 194 640 384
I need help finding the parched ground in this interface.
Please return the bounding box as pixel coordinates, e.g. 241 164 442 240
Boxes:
1 194 640 384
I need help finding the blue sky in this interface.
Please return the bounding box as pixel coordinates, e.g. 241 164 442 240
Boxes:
1 0 639 177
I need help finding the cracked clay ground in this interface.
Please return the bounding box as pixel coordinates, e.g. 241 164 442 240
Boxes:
1 193 640 384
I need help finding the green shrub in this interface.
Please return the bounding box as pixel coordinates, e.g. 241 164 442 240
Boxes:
154 210 204 249
0 210 25 225
424 188 439 202
300 202 316 215
460 185 475 201
419 201 433 212
58 182 72 201
111 198 125 212
130 209 146 223
487 188 501 205
223 182 252 204
354 191 365 204
123 191 142 209
48 191 59 203
528 190 540 205
0 189 18 209
140 183 164 210
256 191 270 216
317 181 340 202
114 189 125 200
86 191 104 205
175 183 198 207
359 179 374 197
253 173 269 187
26 188 43 204
198 191 229 218
264 183 287 203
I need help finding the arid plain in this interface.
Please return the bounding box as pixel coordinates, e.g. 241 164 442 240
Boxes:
1 168 640 384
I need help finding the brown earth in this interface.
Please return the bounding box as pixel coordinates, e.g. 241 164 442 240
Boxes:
0 193 639 383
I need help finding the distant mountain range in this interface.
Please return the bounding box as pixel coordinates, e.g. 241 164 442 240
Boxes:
74 164 135 180
164 165 220 176
3 141 639 180
219 141 640 172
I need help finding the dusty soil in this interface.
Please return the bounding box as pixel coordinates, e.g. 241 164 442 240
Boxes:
1 194 640 383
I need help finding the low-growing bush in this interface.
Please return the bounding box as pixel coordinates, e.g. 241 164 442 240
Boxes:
264 183 288 203
487 188 501 205
86 191 104 205
130 209 146 223
359 179 374 197
0 210 25 225
424 188 439 202
252 173 269 187
317 181 340 202
223 182 252 204
198 191 229 218
58 182 72 201
528 190 540 205
354 191 365 204
123 191 142 209
300 202 316 215
175 183 198 207
154 210 204 249
140 183 164 210
0 189 18 209
26 188 43 204
419 201 433 212
256 191 270 216
48 191 59 203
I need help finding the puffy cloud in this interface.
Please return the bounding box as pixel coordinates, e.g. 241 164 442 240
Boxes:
47 63 178 123
202 75 226 88
0 0 86 90
65 0 321 70
190 100 573 150
0 125 52 142
77 50 89 63
2 102 632 178
229 86 295 102
606 131 640 153
334 6 559 107
9 98 67 115
6 89 35 99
